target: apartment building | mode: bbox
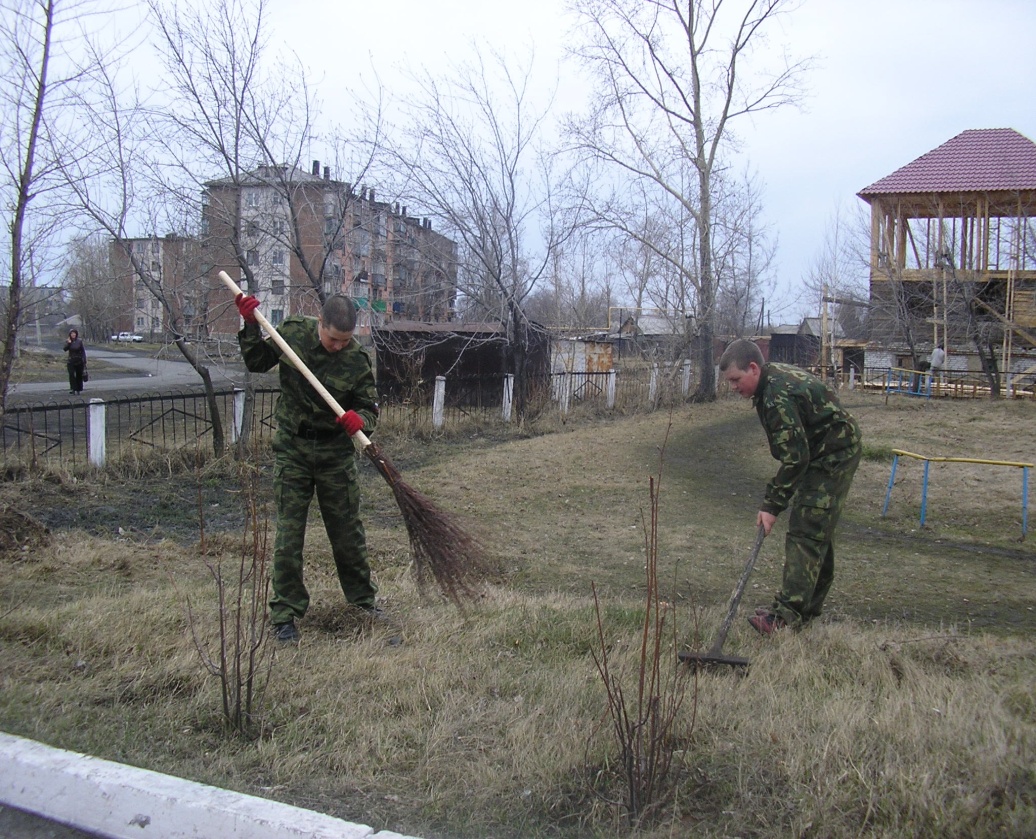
[109,234,203,341]
[202,161,458,337]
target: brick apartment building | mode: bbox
[107,162,458,342]
[202,161,458,338]
[109,234,203,341]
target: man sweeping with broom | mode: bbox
[235,291,384,644]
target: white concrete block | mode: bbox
[0,731,421,839]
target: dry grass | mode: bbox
[0,391,1034,838]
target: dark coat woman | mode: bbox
[63,329,87,394]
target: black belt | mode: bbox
[296,425,343,442]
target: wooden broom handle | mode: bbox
[218,270,372,450]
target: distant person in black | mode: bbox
[63,329,86,394]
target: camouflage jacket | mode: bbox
[238,317,379,439]
[752,363,861,515]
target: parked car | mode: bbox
[110,331,144,343]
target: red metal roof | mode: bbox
[858,128,1036,196]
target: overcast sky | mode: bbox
[264,0,1036,322]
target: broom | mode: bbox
[219,271,489,607]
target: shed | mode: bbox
[371,320,551,403]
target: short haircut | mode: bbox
[719,339,764,372]
[321,294,357,332]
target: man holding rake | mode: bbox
[719,339,862,636]
[236,291,382,644]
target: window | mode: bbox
[245,190,259,207]
[247,250,258,266]
[151,261,160,272]
[272,278,285,295]
[274,220,287,236]
[272,249,284,266]
[271,309,284,326]
[325,218,337,235]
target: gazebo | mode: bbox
[857,128,1036,390]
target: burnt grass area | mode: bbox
[0,441,449,547]
[0,468,266,544]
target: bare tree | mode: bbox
[146,0,383,311]
[609,207,670,319]
[712,169,777,337]
[64,233,122,341]
[0,0,94,409]
[53,0,335,451]
[526,226,614,329]
[566,0,808,400]
[799,204,871,347]
[50,8,234,448]
[383,46,572,420]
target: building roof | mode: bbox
[375,320,504,335]
[857,128,1036,196]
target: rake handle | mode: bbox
[218,270,372,451]
[709,524,766,656]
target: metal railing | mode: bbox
[1,365,701,476]
[1,388,273,475]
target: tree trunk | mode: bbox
[237,374,256,456]
[693,170,716,402]
[173,337,226,453]
[510,305,530,421]
[0,0,53,412]
[975,340,1001,398]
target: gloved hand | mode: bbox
[336,410,364,436]
[235,293,260,324]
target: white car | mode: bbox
[111,331,144,343]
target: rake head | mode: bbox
[678,650,750,671]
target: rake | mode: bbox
[678,525,766,670]
[219,271,489,607]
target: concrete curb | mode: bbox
[0,732,419,839]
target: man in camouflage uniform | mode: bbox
[719,339,862,635]
[236,292,381,643]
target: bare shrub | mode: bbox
[589,425,692,826]
[185,453,272,738]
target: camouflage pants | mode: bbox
[773,445,862,626]
[268,433,377,625]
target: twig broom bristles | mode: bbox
[219,272,489,607]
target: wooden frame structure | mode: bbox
[857,129,1036,387]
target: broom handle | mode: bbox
[218,270,373,451]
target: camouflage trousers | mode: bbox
[773,445,862,626]
[268,433,377,625]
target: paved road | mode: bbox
[0,804,101,838]
[8,344,241,405]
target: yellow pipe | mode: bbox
[891,449,1033,469]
